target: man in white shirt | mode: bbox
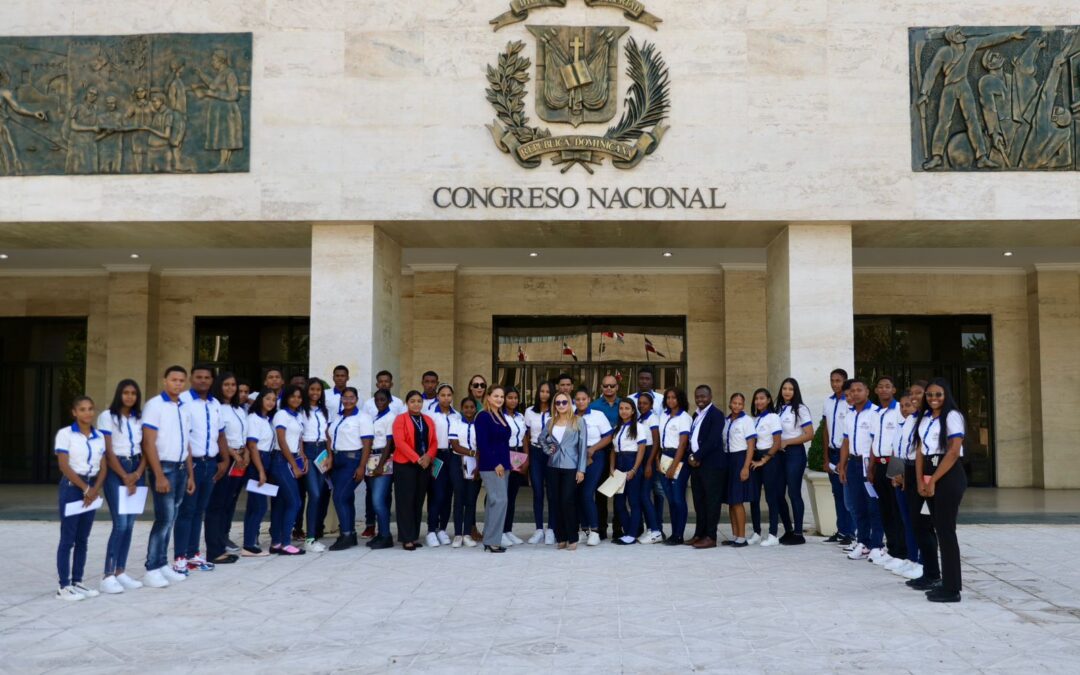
[838,379,881,561]
[821,368,854,544]
[141,365,195,588]
[868,376,907,565]
[324,365,350,422]
[361,370,406,418]
[628,367,667,534]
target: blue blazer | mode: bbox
[690,404,726,468]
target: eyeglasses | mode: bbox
[602,383,617,389]
[471,383,486,389]
[554,400,570,406]
[925,392,944,399]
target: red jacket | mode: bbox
[391,413,438,464]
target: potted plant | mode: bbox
[803,431,836,537]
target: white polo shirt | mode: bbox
[870,399,903,458]
[630,390,666,414]
[55,423,106,476]
[142,391,191,463]
[301,408,329,444]
[918,411,966,457]
[429,407,461,450]
[752,412,782,451]
[822,393,847,450]
[370,408,395,451]
[723,412,756,453]
[362,395,406,419]
[421,393,439,413]
[329,408,374,451]
[450,416,476,451]
[614,421,648,453]
[576,409,613,446]
[98,410,142,458]
[897,414,919,461]
[181,389,224,459]
[778,403,814,441]
[246,413,276,453]
[506,411,526,448]
[638,411,660,445]
[659,410,691,449]
[272,408,304,455]
[843,401,880,458]
[220,405,247,450]
[523,407,550,445]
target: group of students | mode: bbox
[52,363,967,604]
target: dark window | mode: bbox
[193,317,309,386]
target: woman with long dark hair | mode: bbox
[98,380,144,594]
[502,386,527,546]
[523,380,554,545]
[748,388,785,547]
[611,399,647,545]
[242,388,277,556]
[204,373,246,565]
[573,385,613,546]
[658,387,692,545]
[299,378,329,552]
[392,391,439,551]
[269,385,306,555]
[635,392,664,544]
[774,377,814,545]
[914,378,967,603]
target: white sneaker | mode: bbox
[451,535,463,548]
[902,563,924,580]
[868,548,887,564]
[885,557,907,572]
[171,557,188,575]
[437,530,452,546]
[747,533,762,545]
[71,582,100,598]
[544,529,555,545]
[161,565,186,582]
[304,538,327,553]
[507,532,524,545]
[142,568,170,588]
[116,573,143,590]
[760,534,780,547]
[578,530,587,543]
[425,532,440,548]
[463,535,478,548]
[842,541,859,553]
[56,586,85,601]
[586,531,601,546]
[527,529,545,544]
[638,530,663,544]
[847,544,870,560]
[99,576,124,594]
[501,533,515,547]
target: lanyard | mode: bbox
[174,401,186,460]
[830,396,841,446]
[876,401,896,454]
[616,421,633,450]
[230,407,246,442]
[852,403,872,455]
[922,415,940,455]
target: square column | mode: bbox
[104,266,158,395]
[410,266,457,387]
[766,224,854,418]
[1027,266,1080,488]
[309,223,402,389]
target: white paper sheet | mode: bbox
[64,496,103,517]
[246,479,279,497]
[598,470,627,497]
[864,481,878,499]
[117,486,148,515]
[658,455,683,479]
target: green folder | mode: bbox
[432,457,444,479]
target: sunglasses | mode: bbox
[602,383,617,388]
[554,400,570,406]
[471,383,486,389]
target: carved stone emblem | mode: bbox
[487,2,669,172]
[0,32,251,176]
[911,26,1080,171]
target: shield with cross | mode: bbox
[526,25,629,127]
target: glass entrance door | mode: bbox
[855,315,995,486]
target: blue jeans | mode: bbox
[302,443,327,537]
[269,454,302,546]
[660,452,690,539]
[528,446,554,529]
[759,452,793,536]
[894,484,919,563]
[205,468,245,560]
[652,469,667,530]
[844,458,882,548]
[829,448,854,538]
[103,457,143,575]
[638,454,660,533]
[243,452,271,548]
[57,476,96,587]
[613,453,642,538]
[174,457,218,559]
[367,473,393,538]
[781,444,807,535]
[428,449,453,532]
[330,451,361,536]
[578,449,608,530]
[447,453,480,535]
[146,461,186,570]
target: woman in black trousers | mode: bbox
[391,391,439,551]
[537,391,588,550]
[914,378,967,603]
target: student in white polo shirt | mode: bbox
[523,380,554,545]
[634,392,664,544]
[364,389,398,549]
[867,376,908,570]
[838,379,880,561]
[326,387,374,551]
[324,365,350,422]
[658,388,692,545]
[420,370,440,412]
[722,393,756,547]
[54,395,108,601]
[360,370,405,536]
[748,388,784,546]
[610,398,647,545]
[774,377,815,546]
[241,388,278,557]
[141,366,195,589]
[98,380,145,595]
[204,372,247,566]
[820,368,854,545]
[573,386,613,546]
[269,385,306,556]
[449,396,481,548]
[173,364,228,574]
[425,383,459,548]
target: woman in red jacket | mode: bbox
[392,390,439,551]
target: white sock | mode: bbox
[735,537,746,543]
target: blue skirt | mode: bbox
[726,451,753,505]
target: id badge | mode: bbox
[930,455,939,468]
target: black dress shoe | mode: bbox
[781,534,806,546]
[328,536,352,551]
[923,581,944,594]
[484,545,506,553]
[927,589,961,603]
[906,575,941,590]
[779,532,795,544]
[369,536,394,550]
[836,536,853,546]
[731,540,749,548]
[349,532,359,546]
[720,539,735,546]
[824,533,841,543]
[664,536,684,546]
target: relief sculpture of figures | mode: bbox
[911,26,1080,171]
[0,32,251,176]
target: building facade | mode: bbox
[0,1,1077,488]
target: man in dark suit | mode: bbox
[686,385,727,549]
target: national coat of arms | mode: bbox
[486,0,669,172]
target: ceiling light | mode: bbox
[528,252,539,257]
[0,254,7,260]
[662,251,673,258]
[1002,251,1013,257]
[130,253,140,259]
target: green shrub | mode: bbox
[807,428,825,473]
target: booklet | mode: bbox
[509,451,528,473]
[658,455,683,479]
[597,470,627,497]
[432,457,444,479]
[64,496,103,517]
[366,455,394,476]
[116,486,149,515]
[246,479,279,497]
[314,449,331,474]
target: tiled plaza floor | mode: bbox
[3,521,1080,673]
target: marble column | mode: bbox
[309,223,402,391]
[1026,266,1080,488]
[410,266,457,387]
[104,266,158,396]
[722,266,768,397]
[766,224,854,420]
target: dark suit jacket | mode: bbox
[690,404,726,468]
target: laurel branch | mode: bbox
[485,41,551,144]
[605,37,670,142]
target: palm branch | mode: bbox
[606,38,670,142]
